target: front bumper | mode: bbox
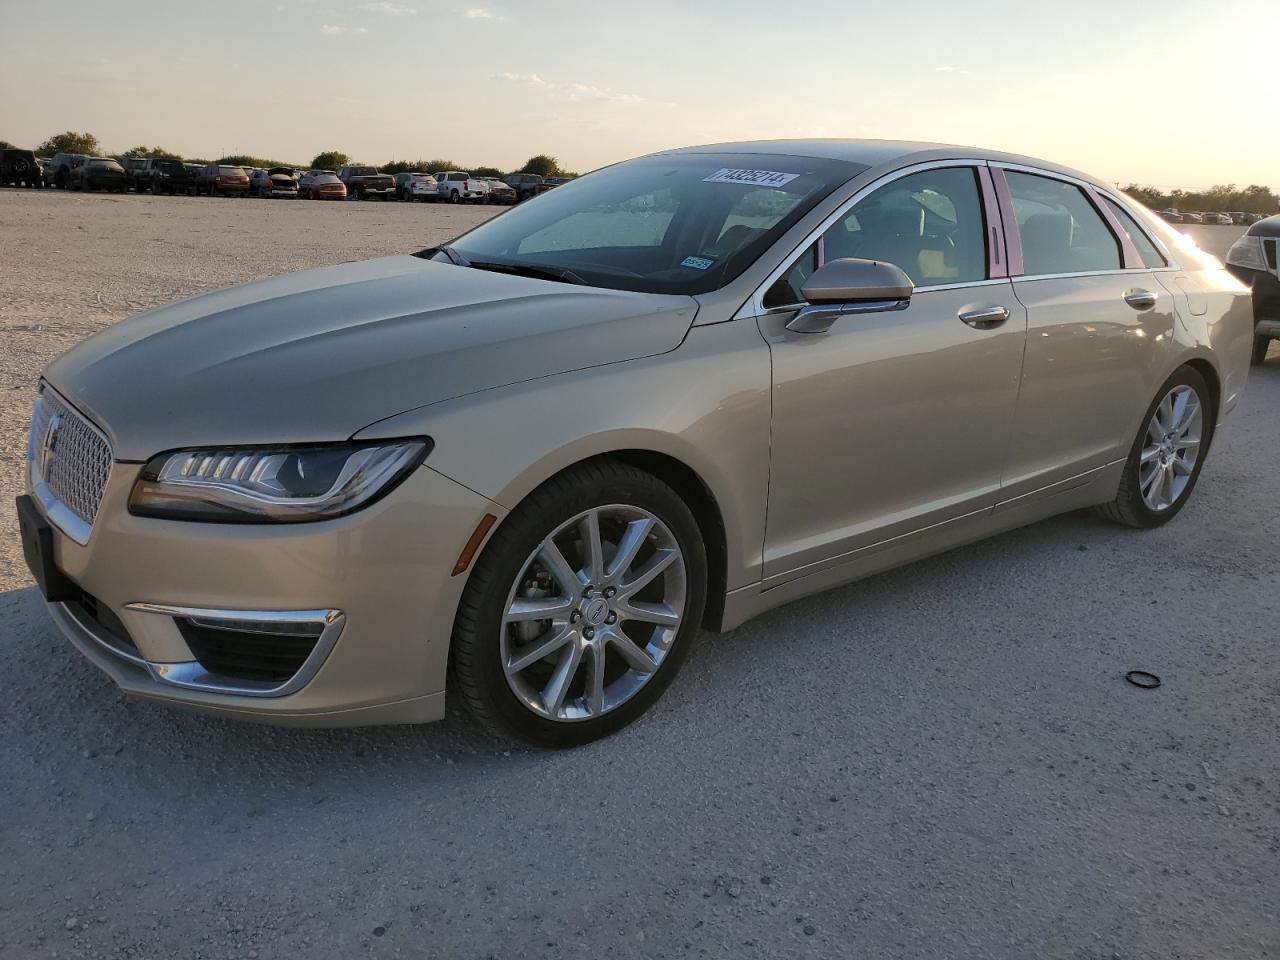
[32,461,502,726]
[1225,262,1280,336]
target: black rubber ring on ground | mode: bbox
[1125,670,1161,689]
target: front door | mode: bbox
[760,165,1027,585]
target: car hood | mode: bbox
[45,255,698,461]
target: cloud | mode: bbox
[565,82,645,103]
[464,7,504,19]
[320,23,368,34]
[492,73,645,103]
[934,65,970,74]
[358,1,415,13]
[493,71,549,87]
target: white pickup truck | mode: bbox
[434,171,487,203]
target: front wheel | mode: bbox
[1095,366,1212,528]
[451,460,707,747]
[1251,335,1270,366]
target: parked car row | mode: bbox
[1158,208,1268,225]
[3,149,565,205]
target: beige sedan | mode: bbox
[19,140,1253,745]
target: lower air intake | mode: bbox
[175,616,324,684]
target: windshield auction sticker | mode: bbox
[703,168,799,187]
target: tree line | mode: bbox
[4,131,576,180]
[1122,183,1278,216]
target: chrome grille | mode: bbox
[29,387,113,530]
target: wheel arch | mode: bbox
[475,447,731,632]
[1182,356,1221,425]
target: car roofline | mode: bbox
[647,138,1114,194]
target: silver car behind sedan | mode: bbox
[19,140,1253,745]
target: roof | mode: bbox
[662,138,1107,190]
[1248,215,1280,237]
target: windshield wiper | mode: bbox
[415,248,587,286]
[466,260,589,286]
[416,244,469,266]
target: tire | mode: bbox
[1094,365,1213,529]
[449,189,460,204]
[1251,335,1270,366]
[451,459,707,747]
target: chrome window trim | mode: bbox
[113,603,346,698]
[26,384,114,546]
[754,277,1012,316]
[1011,267,1166,283]
[735,158,993,320]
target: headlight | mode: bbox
[129,439,430,523]
[1225,235,1268,271]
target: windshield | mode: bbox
[217,166,245,176]
[349,166,377,176]
[90,160,123,170]
[438,152,861,294]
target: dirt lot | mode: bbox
[1,193,1277,959]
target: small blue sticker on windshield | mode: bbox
[681,255,715,270]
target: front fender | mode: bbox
[355,319,773,593]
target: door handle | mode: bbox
[958,305,1010,329]
[1124,289,1158,311]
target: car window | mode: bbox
[1005,171,1120,276]
[764,166,986,308]
[1103,197,1168,269]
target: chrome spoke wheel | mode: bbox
[1138,384,1202,512]
[500,504,687,722]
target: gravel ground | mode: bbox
[1,194,1276,959]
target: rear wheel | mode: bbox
[1095,366,1212,529]
[1251,335,1270,366]
[451,460,706,747]
[449,189,461,204]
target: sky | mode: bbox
[1,0,1277,190]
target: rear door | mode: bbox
[993,166,1176,501]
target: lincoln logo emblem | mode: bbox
[41,413,62,475]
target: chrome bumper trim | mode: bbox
[59,601,345,698]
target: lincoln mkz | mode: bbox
[19,140,1253,745]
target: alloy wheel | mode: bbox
[500,505,687,722]
[1140,384,1202,511]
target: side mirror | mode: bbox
[787,258,913,334]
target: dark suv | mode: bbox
[43,153,89,188]
[137,158,196,195]
[1225,215,1280,365]
[338,164,395,200]
[505,173,545,201]
[1,149,44,187]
